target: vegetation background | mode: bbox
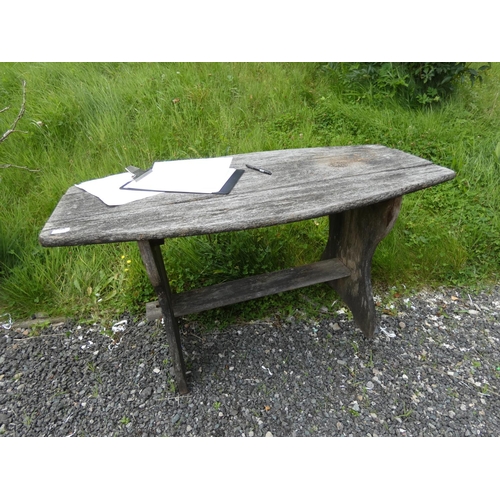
[1,62,499,326]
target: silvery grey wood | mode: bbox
[38,145,456,394]
[39,145,456,247]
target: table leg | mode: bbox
[322,196,402,338]
[137,239,189,394]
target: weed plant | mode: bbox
[0,62,499,323]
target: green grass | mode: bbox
[1,62,499,323]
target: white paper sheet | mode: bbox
[76,172,162,206]
[124,157,235,193]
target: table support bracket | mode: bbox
[137,239,189,395]
[322,196,402,338]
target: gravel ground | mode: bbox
[1,286,499,437]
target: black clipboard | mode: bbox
[120,166,244,195]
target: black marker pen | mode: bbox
[245,164,272,175]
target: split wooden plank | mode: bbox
[39,145,456,247]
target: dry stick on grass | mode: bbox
[0,80,39,172]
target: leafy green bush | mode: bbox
[327,62,491,106]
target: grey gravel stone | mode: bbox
[140,387,153,401]
[0,285,499,436]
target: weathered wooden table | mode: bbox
[39,145,456,394]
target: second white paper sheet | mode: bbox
[76,172,162,206]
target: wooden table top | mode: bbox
[39,145,456,247]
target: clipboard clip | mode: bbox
[125,165,152,182]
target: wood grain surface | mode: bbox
[39,145,456,247]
